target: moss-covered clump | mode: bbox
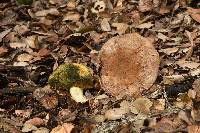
[48,63,94,89]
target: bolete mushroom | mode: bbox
[48,63,94,89]
[99,33,160,98]
[48,63,94,103]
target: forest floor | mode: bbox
[1,0,200,133]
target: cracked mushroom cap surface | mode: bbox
[99,33,160,98]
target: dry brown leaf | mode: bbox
[50,123,74,133]
[17,53,33,62]
[157,33,168,42]
[130,98,152,115]
[187,125,200,133]
[38,48,49,57]
[100,33,160,98]
[13,62,29,66]
[105,108,127,120]
[159,47,179,55]
[24,36,38,49]
[14,25,29,35]
[111,23,128,34]
[136,22,154,29]
[0,28,12,42]
[159,5,171,15]
[154,99,165,111]
[94,115,106,122]
[9,42,27,49]
[67,1,77,9]
[138,0,153,12]
[22,124,38,133]
[176,61,200,69]
[162,74,186,85]
[40,95,58,109]
[152,118,176,133]
[101,18,111,32]
[15,109,32,118]
[178,110,192,125]
[63,12,80,22]
[187,7,200,23]
[57,109,76,122]
[0,46,8,56]
[25,117,44,126]
[35,8,60,17]
[192,79,200,101]
[191,109,200,121]
[33,127,49,133]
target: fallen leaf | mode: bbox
[40,95,58,109]
[176,61,200,69]
[32,127,49,133]
[0,46,8,56]
[101,18,111,32]
[187,7,200,23]
[24,35,38,49]
[25,117,44,126]
[130,98,152,115]
[138,0,153,12]
[192,79,200,101]
[0,28,12,42]
[37,48,49,57]
[178,110,192,125]
[15,109,32,118]
[50,123,74,133]
[157,33,168,42]
[63,12,80,22]
[13,62,29,66]
[94,115,106,122]
[154,99,165,111]
[57,109,76,122]
[112,23,128,34]
[187,125,200,133]
[152,118,176,133]
[17,53,33,62]
[159,47,179,55]
[14,25,29,35]
[105,108,127,120]
[136,22,154,29]
[22,124,38,133]
[35,8,60,17]
[9,42,27,49]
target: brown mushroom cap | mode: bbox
[99,33,160,98]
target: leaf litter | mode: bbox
[0,0,200,132]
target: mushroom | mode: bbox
[48,63,94,89]
[99,33,160,98]
[48,63,94,103]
